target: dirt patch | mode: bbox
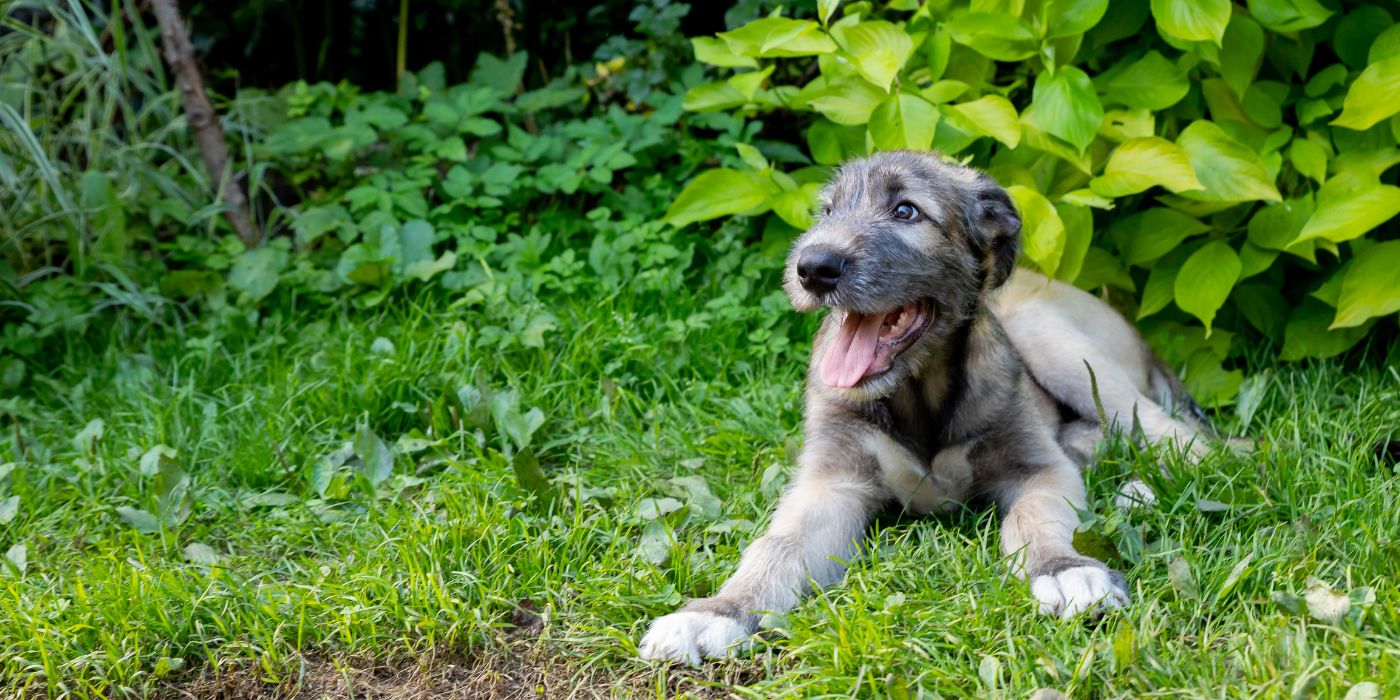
[155,645,754,699]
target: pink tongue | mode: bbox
[819,311,887,388]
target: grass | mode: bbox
[2,272,1398,699]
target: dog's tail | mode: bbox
[1147,357,1217,437]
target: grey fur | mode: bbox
[638,151,1216,664]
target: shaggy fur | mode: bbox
[639,151,1212,665]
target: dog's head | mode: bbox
[784,151,1022,400]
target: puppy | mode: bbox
[639,151,1211,665]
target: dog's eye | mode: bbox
[894,202,919,220]
[823,205,832,216]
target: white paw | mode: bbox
[1031,566,1130,619]
[1113,478,1157,509]
[638,611,750,665]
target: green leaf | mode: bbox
[819,0,840,25]
[1151,0,1230,45]
[1219,14,1264,99]
[870,93,938,151]
[1175,120,1282,203]
[1246,0,1332,33]
[1074,247,1136,292]
[1138,255,1182,320]
[719,17,838,58]
[683,82,749,112]
[1008,185,1066,277]
[1296,173,1400,244]
[183,542,221,565]
[835,20,914,91]
[1174,241,1241,333]
[807,77,887,125]
[0,496,18,525]
[691,36,759,68]
[947,95,1021,148]
[807,119,866,165]
[470,52,527,95]
[1023,66,1103,154]
[945,13,1039,61]
[665,169,775,227]
[1090,137,1203,197]
[665,475,723,521]
[3,543,26,577]
[1369,24,1400,64]
[1055,202,1094,283]
[116,506,161,533]
[354,424,394,486]
[728,66,775,100]
[1289,139,1328,184]
[1333,7,1394,70]
[511,448,557,506]
[1333,241,1400,328]
[771,183,823,229]
[1100,51,1189,110]
[1282,299,1371,360]
[1234,283,1289,342]
[1247,197,1314,250]
[228,246,289,303]
[1332,57,1400,131]
[139,444,178,477]
[1114,208,1210,266]
[1046,0,1110,39]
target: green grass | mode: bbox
[2,279,1398,698]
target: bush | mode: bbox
[668,0,1400,405]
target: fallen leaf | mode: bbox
[1305,579,1350,623]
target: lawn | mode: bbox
[2,273,1397,699]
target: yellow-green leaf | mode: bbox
[1246,0,1332,33]
[1174,240,1241,333]
[771,182,824,230]
[665,169,775,227]
[1332,56,1400,131]
[1024,66,1103,155]
[1334,241,1400,328]
[1008,185,1066,278]
[947,95,1021,148]
[1295,172,1400,244]
[945,13,1039,61]
[718,17,838,58]
[1113,208,1210,266]
[1100,51,1189,110]
[1090,136,1203,197]
[1151,0,1230,45]
[808,77,886,125]
[869,93,938,151]
[1045,0,1110,39]
[834,20,914,91]
[1175,120,1282,203]
[691,37,759,68]
[1289,138,1328,184]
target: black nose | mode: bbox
[796,249,846,293]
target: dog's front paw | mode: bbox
[638,611,750,665]
[1030,565,1130,619]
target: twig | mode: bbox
[149,0,260,248]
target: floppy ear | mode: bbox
[964,177,1022,289]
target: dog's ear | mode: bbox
[964,177,1021,289]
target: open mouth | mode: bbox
[819,300,933,389]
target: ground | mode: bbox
[2,284,1398,699]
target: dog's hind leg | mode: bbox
[1013,327,1207,459]
[638,455,885,665]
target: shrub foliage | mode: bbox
[670,0,1400,404]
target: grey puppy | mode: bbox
[639,151,1212,665]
